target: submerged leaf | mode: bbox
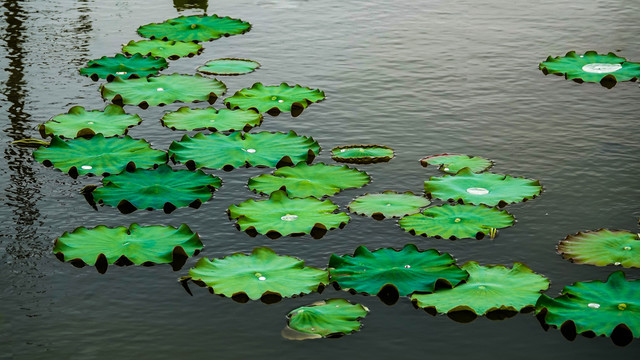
[224,82,325,116]
[198,58,260,75]
[39,105,142,138]
[137,14,251,42]
[331,145,394,164]
[123,39,203,59]
[79,53,168,81]
[285,298,369,339]
[347,191,430,219]
[420,153,493,174]
[161,107,262,132]
[558,229,640,268]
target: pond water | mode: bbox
[1,0,639,358]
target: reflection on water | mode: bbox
[173,0,208,12]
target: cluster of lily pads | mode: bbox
[26,12,640,344]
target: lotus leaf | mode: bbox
[39,105,142,139]
[558,229,640,268]
[347,191,430,219]
[539,51,640,88]
[33,134,166,178]
[328,244,468,297]
[424,168,542,207]
[224,82,325,116]
[228,190,349,239]
[168,131,319,170]
[248,163,370,198]
[91,164,221,213]
[100,74,226,108]
[137,14,251,42]
[399,204,514,240]
[536,271,640,342]
[331,145,394,164]
[123,39,203,59]
[412,262,549,315]
[420,153,493,174]
[284,298,369,339]
[161,107,262,132]
[198,58,260,75]
[79,53,168,81]
[188,247,328,300]
[53,224,201,272]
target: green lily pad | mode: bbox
[536,271,640,344]
[161,107,262,132]
[168,131,319,170]
[558,229,640,268]
[424,168,542,207]
[91,164,221,214]
[100,73,226,108]
[420,153,493,174]
[539,51,640,88]
[39,105,142,139]
[123,39,203,60]
[399,204,514,240]
[198,58,260,75]
[347,191,430,219]
[79,53,168,81]
[33,134,166,178]
[188,247,328,301]
[412,262,549,316]
[228,190,349,239]
[53,223,202,273]
[328,244,468,297]
[224,82,325,116]
[284,298,369,339]
[331,145,394,164]
[248,162,370,198]
[137,14,251,42]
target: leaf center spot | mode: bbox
[87,121,94,125]
[581,63,622,73]
[404,265,411,269]
[116,71,127,75]
[454,218,461,223]
[466,187,489,195]
[281,214,298,221]
[271,96,277,101]
[618,303,627,311]
[478,285,487,290]
[623,246,632,250]
[587,303,600,309]
[245,148,256,153]
[614,261,621,265]
[81,165,93,170]
[156,88,165,91]
[190,24,197,29]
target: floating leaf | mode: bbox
[412,262,549,315]
[558,229,640,268]
[399,204,514,240]
[198,58,260,75]
[137,14,251,42]
[228,190,349,239]
[539,51,640,88]
[169,130,319,170]
[33,134,166,178]
[331,145,394,164]
[90,164,221,214]
[347,191,430,219]
[248,163,370,198]
[224,82,325,116]
[39,105,142,138]
[284,298,369,339]
[161,107,262,132]
[424,168,542,207]
[188,247,328,301]
[79,53,168,81]
[100,73,226,108]
[122,39,203,59]
[420,153,492,174]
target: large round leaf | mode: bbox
[248,162,370,198]
[168,130,319,170]
[33,134,166,178]
[399,204,515,240]
[558,229,640,268]
[79,53,168,81]
[91,164,221,214]
[331,145,394,164]
[539,51,640,88]
[161,107,262,132]
[224,82,325,116]
[228,190,349,239]
[100,74,226,108]
[347,191,430,219]
[39,105,142,138]
[284,298,369,339]
[188,247,328,301]
[328,244,468,297]
[137,14,251,42]
[412,262,549,315]
[420,153,492,174]
[123,39,203,59]
[198,58,260,75]
[424,168,542,206]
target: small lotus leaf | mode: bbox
[100,73,226,108]
[248,162,370,198]
[224,82,325,116]
[539,51,640,88]
[399,204,514,240]
[331,145,394,164]
[420,153,493,174]
[39,105,142,138]
[558,229,640,268]
[284,298,369,339]
[328,244,468,297]
[33,134,166,178]
[424,168,542,207]
[228,190,349,239]
[161,107,262,132]
[123,39,203,59]
[347,191,430,219]
[137,14,251,42]
[412,262,549,315]
[198,58,260,75]
[188,247,328,300]
[91,164,221,213]
[168,130,319,170]
[79,53,168,81]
